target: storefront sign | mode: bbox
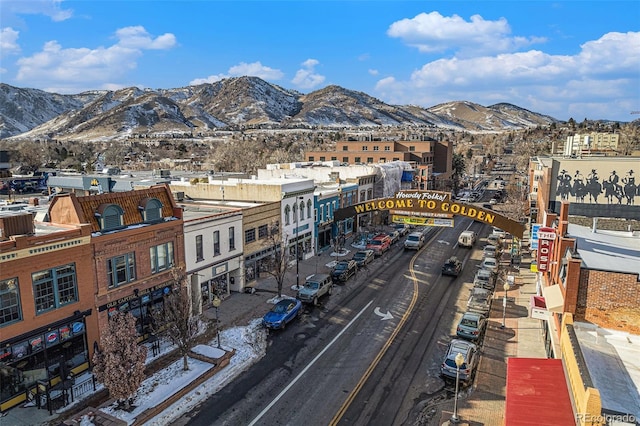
[30,337,43,352]
[100,283,171,311]
[536,227,556,272]
[46,331,58,346]
[59,326,71,341]
[72,321,85,334]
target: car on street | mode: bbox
[486,234,503,247]
[366,234,392,256]
[262,298,302,330]
[297,273,333,305]
[386,230,401,244]
[456,311,487,341]
[392,223,410,236]
[352,250,374,268]
[331,259,358,282]
[442,256,463,277]
[440,339,480,383]
[480,257,499,273]
[483,244,500,259]
[404,231,425,250]
[492,226,508,239]
[473,268,496,290]
[467,287,492,314]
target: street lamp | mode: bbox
[501,281,511,329]
[211,296,222,349]
[451,352,465,423]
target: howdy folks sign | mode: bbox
[334,190,526,239]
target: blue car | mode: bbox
[262,298,302,330]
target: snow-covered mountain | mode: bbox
[0,77,558,140]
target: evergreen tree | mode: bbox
[92,311,147,411]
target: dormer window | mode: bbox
[139,197,163,223]
[95,204,124,231]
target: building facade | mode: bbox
[0,214,94,412]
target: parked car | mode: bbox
[404,231,425,250]
[492,226,508,239]
[262,298,302,330]
[386,230,401,244]
[456,312,487,341]
[486,234,503,247]
[440,339,480,383]
[467,287,492,314]
[473,268,496,290]
[297,273,333,305]
[392,223,410,236]
[366,234,392,256]
[442,256,463,277]
[331,259,358,282]
[483,244,500,259]
[480,257,499,273]
[352,250,375,268]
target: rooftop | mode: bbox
[573,321,640,419]
[567,224,640,276]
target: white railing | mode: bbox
[72,375,95,400]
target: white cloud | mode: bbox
[14,26,177,93]
[387,11,545,57]
[291,58,325,90]
[1,27,20,57]
[2,0,73,22]
[190,61,284,85]
[115,26,177,50]
[368,69,379,76]
[375,31,640,120]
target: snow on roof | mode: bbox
[567,224,640,276]
[573,321,640,419]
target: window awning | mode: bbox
[541,284,564,313]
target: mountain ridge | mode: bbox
[0,77,559,140]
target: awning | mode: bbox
[541,284,565,313]
[505,358,575,425]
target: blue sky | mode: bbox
[1,1,639,122]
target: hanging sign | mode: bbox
[536,227,556,272]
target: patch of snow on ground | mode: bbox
[94,320,267,425]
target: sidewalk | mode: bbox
[432,248,548,425]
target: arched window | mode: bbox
[284,204,291,225]
[306,200,312,219]
[138,197,163,223]
[95,204,124,231]
[299,201,304,221]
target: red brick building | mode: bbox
[48,184,186,344]
[1,213,94,412]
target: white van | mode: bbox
[458,230,477,248]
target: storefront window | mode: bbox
[0,318,89,407]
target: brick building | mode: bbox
[1,213,94,412]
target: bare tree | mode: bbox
[261,222,290,298]
[151,269,200,371]
[92,311,147,411]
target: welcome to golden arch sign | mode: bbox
[334,190,525,239]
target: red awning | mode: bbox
[505,358,575,426]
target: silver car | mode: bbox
[440,339,479,383]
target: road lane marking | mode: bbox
[248,300,374,426]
